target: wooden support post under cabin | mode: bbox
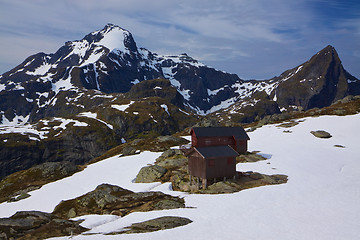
[202,178,207,189]
[233,175,236,180]
[214,178,216,183]
[223,177,226,182]
[189,175,192,185]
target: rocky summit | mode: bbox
[0,24,359,179]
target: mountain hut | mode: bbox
[185,127,250,188]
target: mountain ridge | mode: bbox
[0,24,359,179]
[1,24,359,120]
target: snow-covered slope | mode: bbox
[1,114,359,239]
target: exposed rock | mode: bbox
[331,109,347,115]
[8,192,31,202]
[32,161,79,178]
[153,199,185,210]
[135,165,168,183]
[0,211,88,239]
[121,145,137,156]
[310,130,332,138]
[157,158,188,169]
[155,149,188,171]
[0,161,80,203]
[273,45,360,111]
[157,148,183,159]
[237,153,267,163]
[91,136,189,164]
[112,216,192,234]
[333,95,360,105]
[156,135,186,144]
[193,118,219,127]
[171,171,288,194]
[126,78,185,109]
[52,183,185,219]
[0,125,116,180]
[276,121,299,128]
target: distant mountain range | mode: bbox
[0,23,359,178]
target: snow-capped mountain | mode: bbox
[0,24,242,118]
[1,24,359,121]
[0,23,360,179]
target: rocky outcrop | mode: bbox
[236,152,268,163]
[0,123,116,179]
[113,216,192,234]
[0,211,88,240]
[310,130,332,138]
[126,78,185,109]
[52,184,185,219]
[171,171,288,194]
[0,161,80,203]
[135,165,168,183]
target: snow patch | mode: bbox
[52,67,76,93]
[111,101,134,111]
[78,112,113,129]
[0,83,6,91]
[97,27,129,53]
[131,79,140,85]
[161,104,170,115]
[26,63,52,76]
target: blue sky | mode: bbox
[0,0,359,79]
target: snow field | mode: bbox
[0,114,359,239]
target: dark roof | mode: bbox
[191,127,250,140]
[195,145,239,158]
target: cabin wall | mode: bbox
[188,152,206,179]
[235,139,248,153]
[205,157,236,179]
[191,131,197,147]
[195,136,234,148]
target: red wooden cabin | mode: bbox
[190,127,250,154]
[186,127,250,188]
[186,145,239,187]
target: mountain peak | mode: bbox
[316,45,338,57]
[82,24,136,52]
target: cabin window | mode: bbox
[208,159,215,167]
[227,158,233,165]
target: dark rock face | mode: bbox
[170,63,242,112]
[273,45,360,110]
[126,78,185,108]
[52,183,185,219]
[0,211,88,239]
[0,124,117,179]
